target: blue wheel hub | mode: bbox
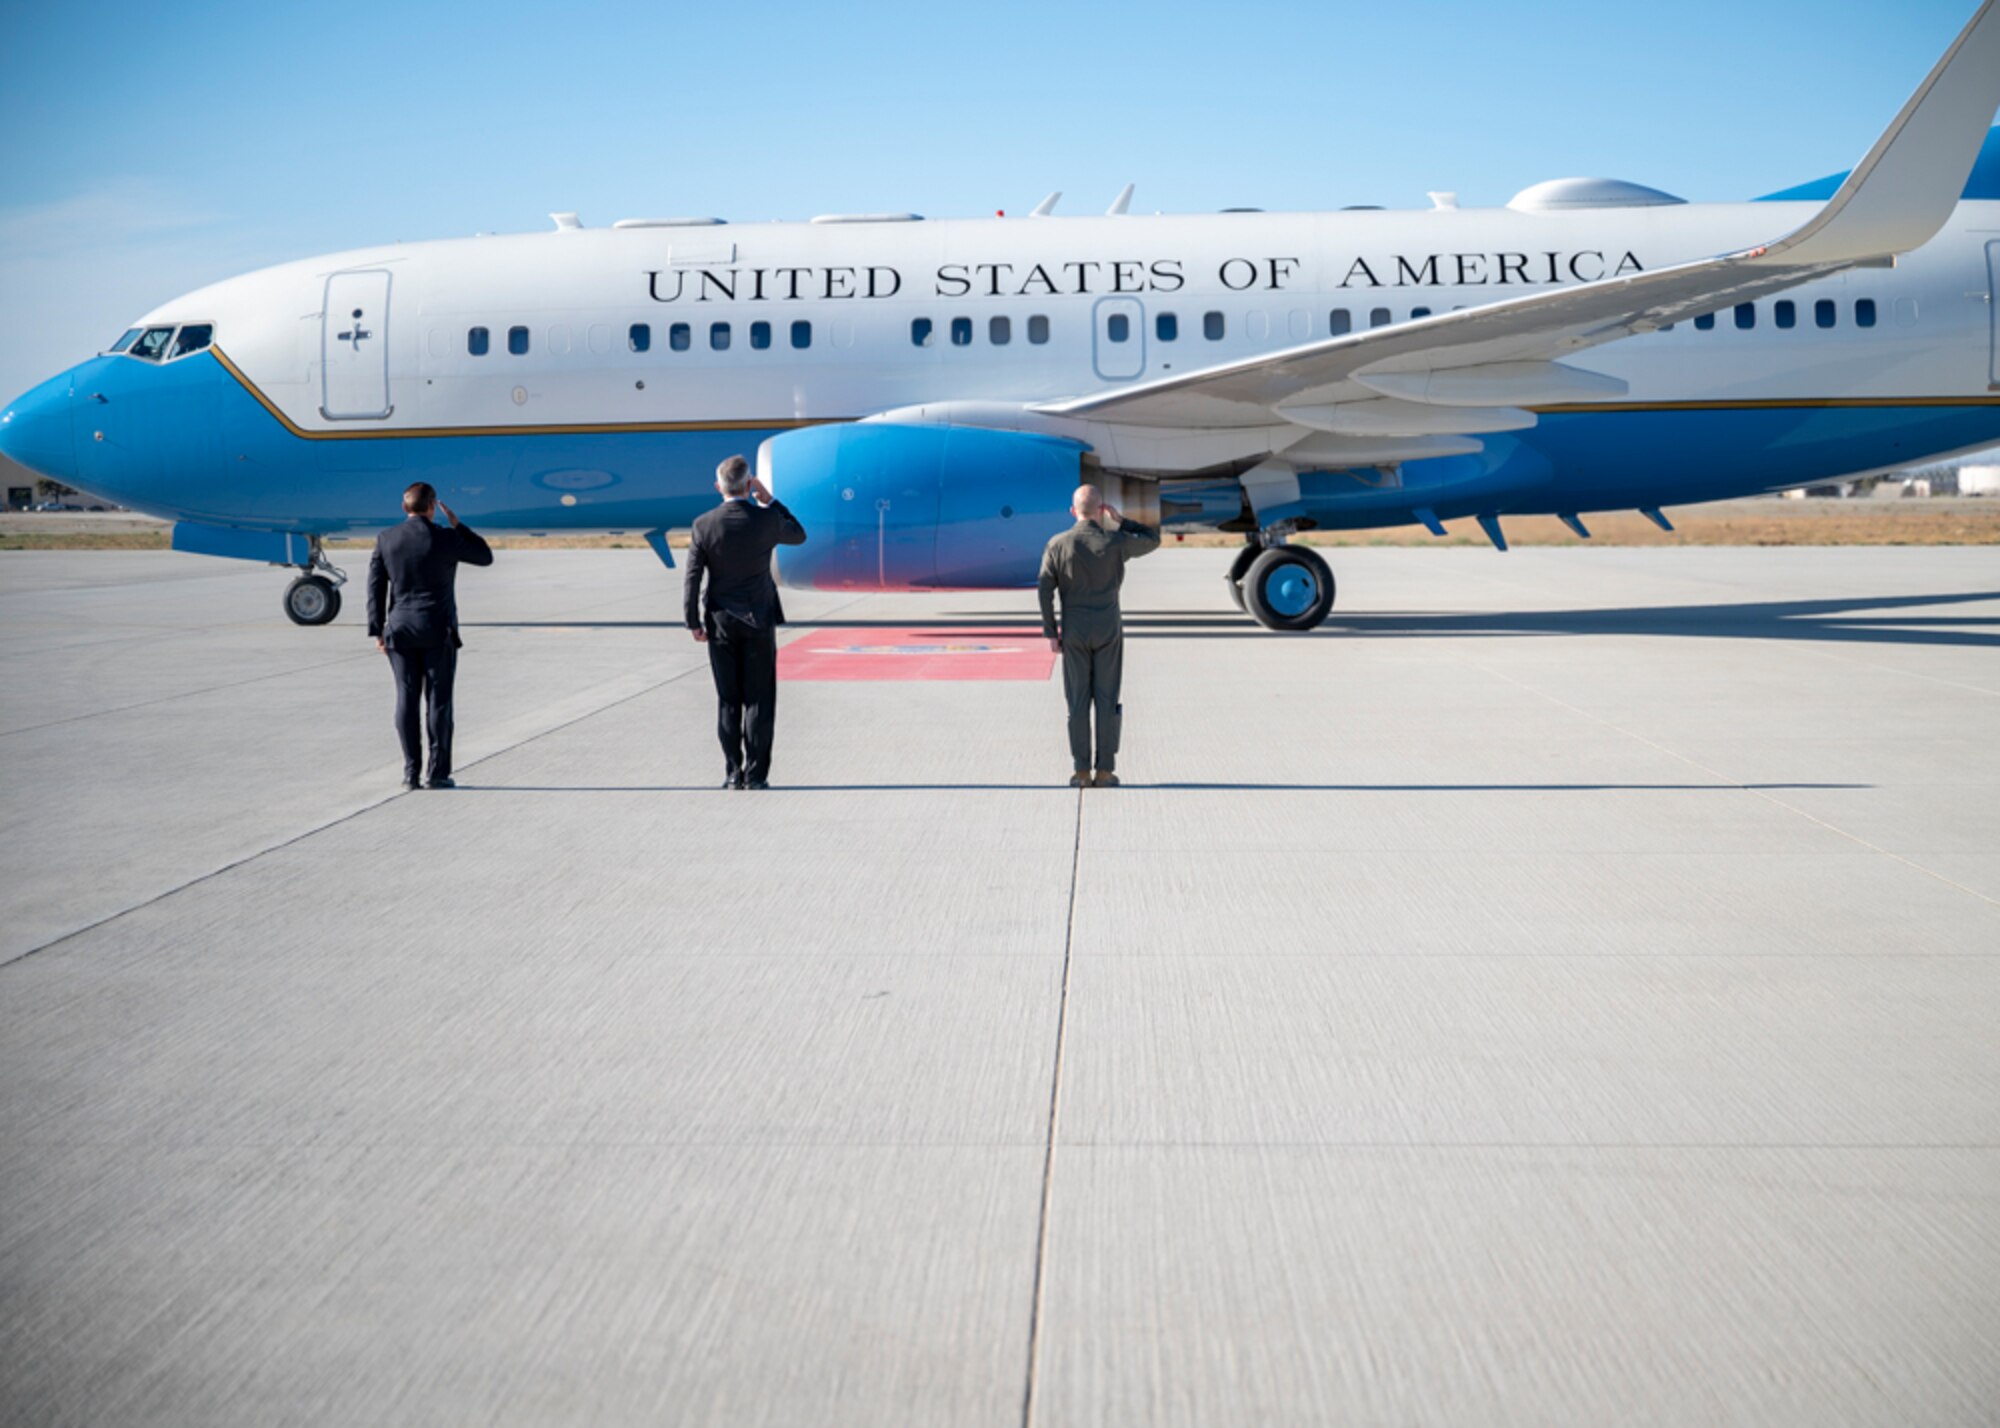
[1265,563,1318,617]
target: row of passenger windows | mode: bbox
[1681,298,1876,332]
[464,295,1891,360]
[467,320,815,357]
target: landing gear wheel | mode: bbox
[284,575,341,626]
[1224,543,1259,612]
[1244,546,1335,632]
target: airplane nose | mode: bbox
[0,372,78,485]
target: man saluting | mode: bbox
[1038,483,1160,788]
[684,455,808,789]
[367,481,494,791]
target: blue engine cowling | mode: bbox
[759,422,1087,590]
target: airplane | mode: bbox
[4,3,1999,633]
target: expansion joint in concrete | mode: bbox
[1020,786,1084,1428]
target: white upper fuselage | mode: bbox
[137,199,1999,470]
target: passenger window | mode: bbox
[670,322,691,351]
[109,329,140,353]
[1107,314,1130,343]
[750,321,771,350]
[468,326,489,356]
[1410,306,1431,320]
[508,326,530,355]
[1814,299,1836,329]
[1694,312,1716,331]
[711,323,731,350]
[950,317,972,346]
[170,324,213,358]
[1734,303,1755,330]
[1369,308,1390,328]
[990,316,1011,345]
[1855,298,1876,328]
[1028,315,1050,344]
[912,317,934,347]
[628,322,650,353]
[1156,313,1177,341]
[1328,309,1351,336]
[791,320,812,350]
[131,326,177,361]
[1203,311,1225,340]
[1774,301,1795,330]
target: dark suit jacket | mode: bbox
[367,514,495,650]
[683,497,808,634]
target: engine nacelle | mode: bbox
[758,423,1089,590]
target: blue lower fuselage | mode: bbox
[27,348,2000,538]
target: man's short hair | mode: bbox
[716,455,751,497]
[403,481,437,514]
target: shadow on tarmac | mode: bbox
[468,590,2000,649]
[449,782,1869,794]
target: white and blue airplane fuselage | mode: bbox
[6,2,2000,630]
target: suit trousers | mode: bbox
[386,642,457,781]
[708,624,778,782]
[1061,630,1123,773]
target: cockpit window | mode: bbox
[171,324,214,358]
[129,327,176,362]
[108,329,140,354]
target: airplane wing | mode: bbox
[1036,0,2000,433]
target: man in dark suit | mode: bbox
[683,454,808,789]
[367,481,494,791]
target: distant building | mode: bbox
[1957,465,2000,496]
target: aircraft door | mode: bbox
[321,270,392,420]
[1092,297,1146,381]
[1988,241,2000,388]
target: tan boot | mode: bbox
[1069,772,1091,788]
[1092,771,1120,788]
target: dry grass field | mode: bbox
[4,497,1999,551]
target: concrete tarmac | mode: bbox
[2,546,1997,1426]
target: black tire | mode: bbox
[1243,547,1335,632]
[284,575,341,626]
[1224,543,1258,612]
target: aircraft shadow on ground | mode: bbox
[452,782,1869,794]
[466,590,2000,649]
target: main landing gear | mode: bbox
[283,538,347,626]
[1225,536,1335,632]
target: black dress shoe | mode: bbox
[723,775,744,790]
[744,779,770,790]
[402,779,422,792]
[426,776,455,790]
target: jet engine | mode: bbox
[759,422,1148,591]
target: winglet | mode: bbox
[1755,0,2000,265]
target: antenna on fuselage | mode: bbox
[1106,184,1134,216]
[1030,191,1061,217]
[550,212,583,231]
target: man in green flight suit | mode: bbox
[1038,483,1161,788]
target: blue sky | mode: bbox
[0,0,1976,400]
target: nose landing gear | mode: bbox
[283,538,348,626]
[1225,536,1335,632]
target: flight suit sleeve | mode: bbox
[366,541,388,639]
[454,523,495,567]
[682,529,707,630]
[1037,541,1061,641]
[1118,518,1162,560]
